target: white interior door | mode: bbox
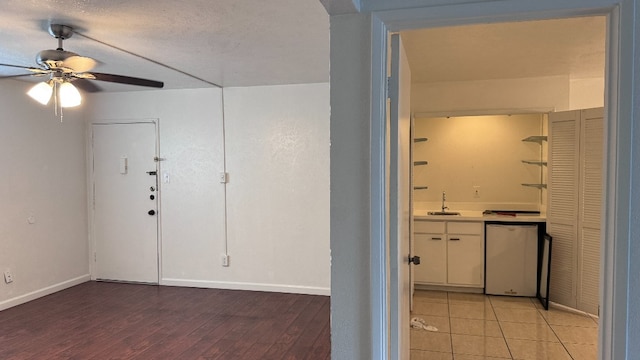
[92,122,159,283]
[409,115,416,309]
[389,33,412,360]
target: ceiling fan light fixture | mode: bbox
[59,82,82,108]
[27,81,53,105]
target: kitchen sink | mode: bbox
[427,211,461,216]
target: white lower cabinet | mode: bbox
[414,233,446,284]
[414,220,484,288]
[447,234,483,286]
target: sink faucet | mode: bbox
[441,191,449,212]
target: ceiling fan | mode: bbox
[0,23,164,108]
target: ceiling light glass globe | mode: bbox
[59,82,82,108]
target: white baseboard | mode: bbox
[160,278,330,296]
[549,300,599,320]
[0,274,91,311]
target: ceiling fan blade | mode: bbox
[0,63,49,74]
[0,73,39,79]
[62,56,98,73]
[87,72,164,88]
[73,79,103,93]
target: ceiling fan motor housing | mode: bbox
[35,24,77,70]
[36,49,79,69]
[49,24,74,40]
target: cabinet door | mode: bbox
[447,235,484,286]
[414,233,446,284]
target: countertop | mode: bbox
[414,210,546,223]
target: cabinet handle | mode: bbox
[449,237,460,241]
[431,237,442,240]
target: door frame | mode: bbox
[87,118,162,283]
[370,2,629,359]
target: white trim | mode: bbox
[602,4,632,360]
[90,118,158,125]
[160,278,330,296]
[370,13,390,360]
[376,0,617,31]
[370,2,627,359]
[548,300,600,318]
[0,275,90,311]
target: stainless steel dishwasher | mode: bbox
[485,223,538,296]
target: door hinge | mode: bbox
[93,252,96,262]
[386,77,391,99]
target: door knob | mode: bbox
[150,186,155,192]
[409,255,421,265]
[148,210,156,216]
[150,194,155,200]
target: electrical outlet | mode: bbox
[221,254,230,267]
[4,270,13,284]
[219,172,228,184]
[473,186,481,198]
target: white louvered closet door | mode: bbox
[548,111,580,309]
[548,108,603,315]
[578,108,604,315]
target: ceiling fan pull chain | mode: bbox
[53,82,63,122]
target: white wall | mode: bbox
[0,80,89,310]
[223,84,330,294]
[413,114,544,210]
[569,77,605,110]
[411,76,570,114]
[329,12,374,360]
[411,75,605,115]
[84,88,227,286]
[85,84,330,295]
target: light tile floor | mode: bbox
[410,290,599,360]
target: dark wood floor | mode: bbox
[0,281,330,359]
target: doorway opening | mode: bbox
[389,14,608,360]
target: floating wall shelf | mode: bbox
[522,160,548,166]
[522,135,548,144]
[522,183,547,189]
[522,135,547,190]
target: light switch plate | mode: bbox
[4,270,13,284]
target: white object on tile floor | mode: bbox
[411,317,438,332]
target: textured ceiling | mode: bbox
[0,3,605,93]
[402,16,606,84]
[0,0,330,90]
